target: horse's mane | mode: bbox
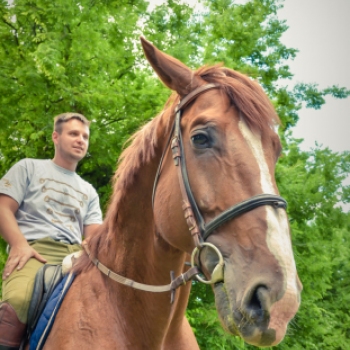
[74,64,279,273]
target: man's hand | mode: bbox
[2,243,47,280]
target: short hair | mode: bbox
[53,112,91,134]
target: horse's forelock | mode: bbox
[195,65,280,133]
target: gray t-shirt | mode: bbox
[0,159,102,244]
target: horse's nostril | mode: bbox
[250,288,263,311]
[245,285,270,321]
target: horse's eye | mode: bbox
[191,133,209,148]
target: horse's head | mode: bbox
[141,37,302,347]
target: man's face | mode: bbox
[53,118,90,163]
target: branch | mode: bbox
[1,17,19,46]
[115,64,134,80]
[1,17,17,32]
[101,118,125,126]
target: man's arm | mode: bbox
[83,224,101,241]
[0,194,47,280]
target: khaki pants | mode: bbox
[1,237,81,323]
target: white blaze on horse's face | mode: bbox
[238,118,300,344]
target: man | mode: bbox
[0,113,102,349]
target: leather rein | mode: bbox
[84,83,287,302]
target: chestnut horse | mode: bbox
[43,38,302,349]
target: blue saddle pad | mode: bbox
[29,272,75,350]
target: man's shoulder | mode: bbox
[3,158,49,174]
[16,158,49,168]
[0,159,49,202]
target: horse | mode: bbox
[42,37,302,349]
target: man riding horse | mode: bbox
[0,113,102,349]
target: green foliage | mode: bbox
[275,138,350,349]
[294,83,350,109]
[0,0,165,206]
[0,0,349,348]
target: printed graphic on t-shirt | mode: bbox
[1,178,11,188]
[39,178,88,232]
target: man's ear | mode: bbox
[52,131,59,145]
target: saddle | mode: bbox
[27,264,63,336]
[26,252,81,349]
[28,272,75,350]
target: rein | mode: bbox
[83,242,199,303]
[85,83,287,300]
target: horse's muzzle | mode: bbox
[212,272,300,347]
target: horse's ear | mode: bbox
[140,37,201,97]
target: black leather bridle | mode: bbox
[153,83,287,241]
[152,83,287,284]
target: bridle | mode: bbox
[85,83,287,301]
[152,83,287,284]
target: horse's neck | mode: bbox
[97,153,187,291]
[100,115,187,280]
[108,192,188,294]
[91,161,191,347]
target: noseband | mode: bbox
[153,83,287,283]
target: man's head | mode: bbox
[52,112,91,170]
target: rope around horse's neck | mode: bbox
[82,243,199,302]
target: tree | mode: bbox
[0,0,168,206]
[0,0,349,348]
